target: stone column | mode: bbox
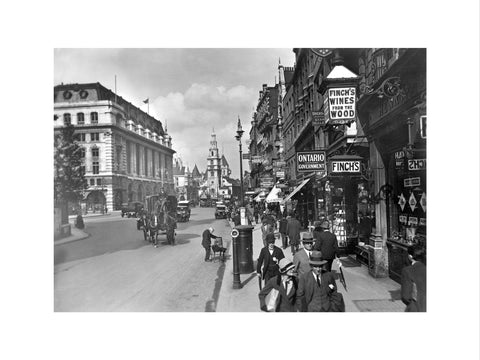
[368,142,389,278]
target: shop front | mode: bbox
[314,154,372,255]
[356,48,427,282]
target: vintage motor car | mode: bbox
[176,200,191,222]
[121,201,144,218]
[215,204,227,219]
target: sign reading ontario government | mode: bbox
[296,151,326,173]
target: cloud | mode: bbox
[151,83,257,176]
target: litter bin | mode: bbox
[234,224,254,274]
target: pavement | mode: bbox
[56,210,122,246]
[216,221,405,312]
[55,212,405,312]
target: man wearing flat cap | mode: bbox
[296,250,345,312]
[293,232,315,278]
[257,233,285,285]
[258,258,299,312]
[313,220,339,272]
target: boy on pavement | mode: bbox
[256,233,285,285]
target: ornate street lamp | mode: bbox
[235,116,244,207]
[232,116,244,290]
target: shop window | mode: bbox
[91,112,98,124]
[77,112,85,125]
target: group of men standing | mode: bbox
[257,218,344,312]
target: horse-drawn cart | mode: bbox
[137,194,177,246]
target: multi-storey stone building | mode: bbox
[54,82,175,213]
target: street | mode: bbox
[54,207,231,311]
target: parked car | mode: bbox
[176,200,191,222]
[121,201,144,218]
[215,204,227,219]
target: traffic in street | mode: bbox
[54,207,231,311]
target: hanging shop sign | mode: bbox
[408,159,426,171]
[296,151,326,173]
[329,160,361,175]
[260,182,274,188]
[395,150,405,168]
[251,155,263,164]
[324,87,356,125]
[312,111,325,127]
[276,171,285,179]
[242,153,250,160]
[260,176,274,182]
[404,177,421,187]
[273,160,286,167]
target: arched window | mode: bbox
[90,112,98,124]
[77,113,85,125]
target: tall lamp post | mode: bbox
[231,116,244,290]
[235,116,244,207]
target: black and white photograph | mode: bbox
[53,48,427,313]
[2,1,479,359]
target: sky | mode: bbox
[54,48,296,178]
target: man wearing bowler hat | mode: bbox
[313,220,339,272]
[296,250,344,312]
[256,233,285,285]
[293,232,315,277]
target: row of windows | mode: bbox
[61,112,98,125]
[75,132,100,142]
[79,147,99,158]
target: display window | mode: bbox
[320,178,374,250]
[389,149,426,246]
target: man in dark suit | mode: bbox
[258,258,299,312]
[296,250,344,312]
[401,245,426,312]
[286,212,302,255]
[313,220,339,272]
[293,232,314,277]
[256,233,285,285]
[202,227,220,262]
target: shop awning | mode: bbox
[282,178,310,204]
[254,191,266,202]
[265,186,283,203]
